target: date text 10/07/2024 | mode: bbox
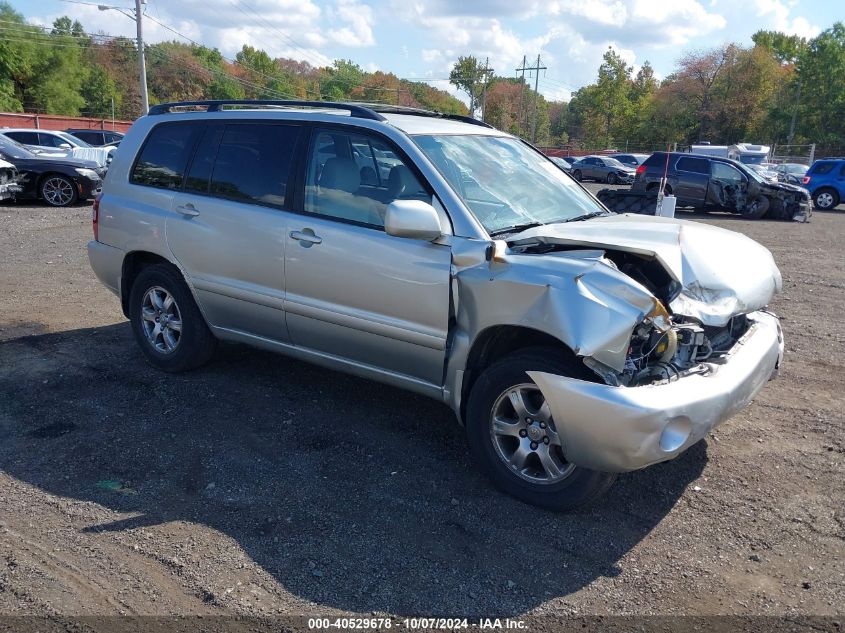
[307,618,527,630]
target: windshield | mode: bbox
[0,135,37,160]
[736,162,766,183]
[604,157,627,169]
[738,154,766,165]
[413,134,606,234]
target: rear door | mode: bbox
[165,121,303,343]
[283,126,452,385]
[674,156,710,206]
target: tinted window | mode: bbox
[676,156,709,174]
[209,123,300,207]
[810,161,835,175]
[643,153,666,167]
[131,122,202,190]
[305,129,429,228]
[185,126,224,194]
[72,131,101,144]
[39,133,72,148]
[5,131,39,145]
[105,133,123,143]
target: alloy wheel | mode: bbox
[140,286,183,354]
[489,383,576,485]
[42,177,75,206]
[817,192,835,209]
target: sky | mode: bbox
[10,0,844,103]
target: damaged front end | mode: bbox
[451,214,785,473]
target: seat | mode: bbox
[360,166,378,186]
[387,165,428,202]
[316,158,382,225]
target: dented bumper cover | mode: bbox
[528,311,783,473]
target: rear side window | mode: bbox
[810,161,835,175]
[5,131,38,145]
[643,153,666,168]
[72,131,101,144]
[131,122,202,190]
[208,123,300,208]
[676,156,709,174]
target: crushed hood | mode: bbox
[512,214,782,326]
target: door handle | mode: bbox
[175,203,199,217]
[290,229,322,246]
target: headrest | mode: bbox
[320,158,361,194]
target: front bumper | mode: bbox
[0,182,22,200]
[77,176,103,200]
[529,311,783,473]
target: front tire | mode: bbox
[741,194,770,219]
[40,175,78,207]
[607,172,617,185]
[813,188,839,210]
[572,169,582,181]
[129,263,217,372]
[465,347,616,511]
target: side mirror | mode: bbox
[59,143,72,149]
[385,199,442,241]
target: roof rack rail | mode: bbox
[147,99,387,122]
[343,102,494,129]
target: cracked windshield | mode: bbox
[414,134,604,234]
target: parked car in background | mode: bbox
[66,129,125,147]
[803,158,845,210]
[748,164,778,182]
[0,157,21,201]
[549,156,572,172]
[88,99,785,511]
[609,153,650,168]
[774,163,809,186]
[0,135,103,206]
[570,155,635,184]
[629,152,810,221]
[0,129,116,168]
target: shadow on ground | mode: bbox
[0,324,707,616]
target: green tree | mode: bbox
[449,55,492,117]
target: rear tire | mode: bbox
[813,188,839,210]
[129,263,217,372]
[465,346,617,511]
[572,169,582,181]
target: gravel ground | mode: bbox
[0,190,843,621]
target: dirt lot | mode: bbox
[0,191,843,622]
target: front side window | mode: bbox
[304,129,429,228]
[131,122,202,190]
[208,123,300,207]
[711,161,744,183]
[414,134,605,235]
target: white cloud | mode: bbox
[327,0,376,47]
[752,0,821,39]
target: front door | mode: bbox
[283,127,452,385]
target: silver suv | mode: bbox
[88,100,784,510]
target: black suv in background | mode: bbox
[631,152,811,221]
[65,129,125,147]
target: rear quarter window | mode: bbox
[810,161,835,175]
[131,122,203,190]
[642,154,666,168]
[675,156,709,174]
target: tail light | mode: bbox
[636,164,646,176]
[802,176,810,185]
[92,193,101,241]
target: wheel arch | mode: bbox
[120,251,178,317]
[37,171,78,201]
[458,325,580,424]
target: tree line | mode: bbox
[452,22,845,151]
[0,2,466,120]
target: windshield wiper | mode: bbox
[488,221,545,237]
[564,210,611,223]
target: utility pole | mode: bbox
[98,1,149,115]
[135,0,149,115]
[529,54,546,143]
[480,57,491,121]
[516,56,528,138]
[787,77,801,147]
